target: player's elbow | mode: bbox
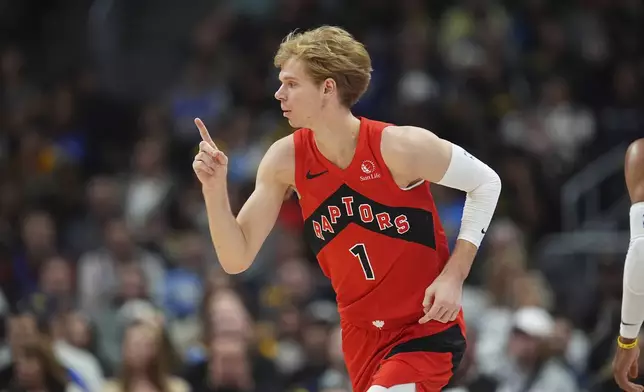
[216,250,255,275]
[488,169,502,194]
[219,259,252,275]
[468,166,502,196]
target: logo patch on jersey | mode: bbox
[306,169,328,180]
[360,159,381,181]
[303,184,436,255]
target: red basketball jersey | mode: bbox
[293,117,458,332]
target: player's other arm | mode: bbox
[382,126,502,280]
[201,136,294,274]
[621,138,644,340]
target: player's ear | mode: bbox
[322,78,336,97]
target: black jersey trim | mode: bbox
[303,184,437,255]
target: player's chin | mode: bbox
[286,117,302,129]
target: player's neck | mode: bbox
[310,110,361,170]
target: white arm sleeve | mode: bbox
[436,143,502,248]
[620,202,644,338]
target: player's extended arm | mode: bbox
[621,138,644,339]
[382,126,502,280]
[202,137,293,274]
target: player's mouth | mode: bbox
[282,110,291,117]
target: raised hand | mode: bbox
[192,118,229,189]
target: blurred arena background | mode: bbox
[0,0,642,391]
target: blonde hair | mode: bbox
[274,26,373,108]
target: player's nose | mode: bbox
[274,85,285,101]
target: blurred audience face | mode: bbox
[104,219,134,259]
[178,231,206,269]
[39,256,73,298]
[301,322,328,362]
[139,103,168,137]
[117,263,147,300]
[8,316,37,353]
[507,330,542,367]
[277,306,301,339]
[276,258,313,304]
[14,349,44,389]
[209,336,252,390]
[21,211,56,257]
[484,244,526,306]
[123,323,158,371]
[512,272,552,309]
[1,47,23,81]
[133,138,166,176]
[208,289,252,340]
[87,176,120,219]
[64,312,92,350]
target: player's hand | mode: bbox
[613,338,644,392]
[192,118,228,189]
[419,272,463,324]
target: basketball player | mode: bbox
[192,26,502,392]
[613,138,644,392]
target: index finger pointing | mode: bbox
[195,118,217,148]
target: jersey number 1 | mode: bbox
[349,243,375,280]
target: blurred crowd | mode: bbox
[0,0,643,391]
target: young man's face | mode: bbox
[275,58,328,129]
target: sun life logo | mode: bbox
[360,160,380,181]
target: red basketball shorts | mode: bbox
[341,319,466,392]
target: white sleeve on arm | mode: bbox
[436,143,502,247]
[620,201,644,339]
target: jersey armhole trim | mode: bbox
[400,179,425,191]
[293,129,307,196]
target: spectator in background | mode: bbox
[13,211,58,300]
[38,256,75,313]
[93,263,155,373]
[77,217,166,312]
[64,176,122,257]
[10,339,78,392]
[496,307,578,392]
[103,319,189,392]
[0,308,104,392]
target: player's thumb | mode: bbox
[630,355,639,378]
[422,285,436,309]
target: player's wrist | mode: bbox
[202,181,228,195]
[202,183,231,208]
[618,336,639,349]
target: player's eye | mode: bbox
[287,82,296,88]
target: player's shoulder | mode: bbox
[380,125,441,159]
[259,134,295,184]
[626,138,644,159]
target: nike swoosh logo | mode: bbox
[481,228,487,234]
[306,170,328,180]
